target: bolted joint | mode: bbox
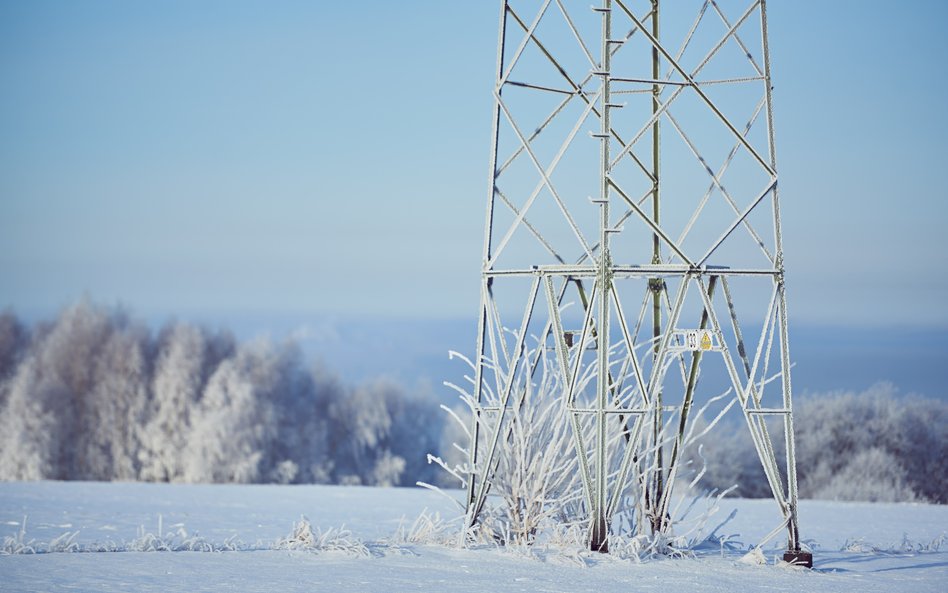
[648,278,665,294]
[605,267,614,284]
[600,267,615,287]
[599,251,614,272]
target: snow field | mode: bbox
[1,481,946,592]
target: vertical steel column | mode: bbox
[648,0,665,535]
[590,0,613,554]
[465,0,509,524]
[759,0,806,564]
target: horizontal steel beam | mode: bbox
[483,265,782,277]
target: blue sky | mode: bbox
[2,0,947,328]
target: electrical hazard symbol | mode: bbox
[700,331,712,351]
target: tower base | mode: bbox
[782,550,813,568]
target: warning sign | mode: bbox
[684,330,715,351]
[700,331,712,351]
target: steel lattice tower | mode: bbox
[464,0,809,564]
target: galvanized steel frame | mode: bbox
[464,0,803,555]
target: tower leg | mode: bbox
[590,516,609,553]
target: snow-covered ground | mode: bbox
[1,481,945,592]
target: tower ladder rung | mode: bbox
[568,407,672,415]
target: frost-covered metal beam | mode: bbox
[467,276,541,525]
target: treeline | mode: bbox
[1,301,945,504]
[0,301,445,486]
[693,383,948,503]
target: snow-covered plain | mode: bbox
[1,481,945,592]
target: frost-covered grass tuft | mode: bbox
[1,516,37,555]
[275,516,371,557]
[124,515,234,552]
[388,509,457,546]
[1,516,81,555]
[46,530,81,553]
[0,511,440,559]
[0,513,372,556]
[842,533,946,555]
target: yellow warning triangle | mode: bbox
[700,331,712,351]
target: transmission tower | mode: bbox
[463,0,810,566]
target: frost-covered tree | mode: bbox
[809,447,919,503]
[182,339,330,484]
[25,301,116,479]
[265,354,338,485]
[138,324,234,482]
[435,403,470,488]
[889,395,948,503]
[684,418,772,499]
[0,310,28,409]
[690,383,948,503]
[0,311,27,422]
[328,379,397,485]
[0,302,124,480]
[0,357,60,480]
[323,378,445,487]
[794,383,945,503]
[183,342,279,483]
[387,385,444,487]
[82,325,150,480]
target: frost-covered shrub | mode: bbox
[481,354,580,544]
[432,347,582,545]
[432,341,742,552]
